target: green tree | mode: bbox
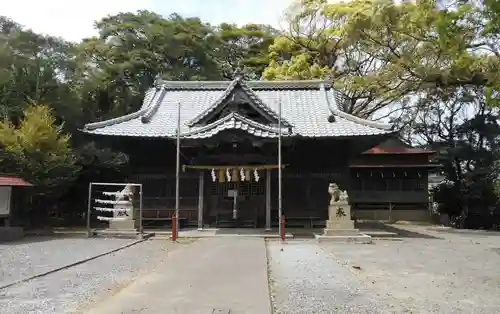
[264,0,500,116]
[0,17,77,124]
[0,105,80,225]
[212,23,278,79]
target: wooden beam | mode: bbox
[183,164,286,170]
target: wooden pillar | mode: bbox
[265,169,271,230]
[197,171,204,230]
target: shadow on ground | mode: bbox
[356,221,442,239]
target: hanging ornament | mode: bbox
[254,169,260,182]
[219,169,225,183]
[211,168,216,182]
[245,169,251,181]
[226,168,231,181]
[240,168,245,181]
[232,169,238,182]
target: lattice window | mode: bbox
[210,180,264,197]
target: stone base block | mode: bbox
[109,219,138,230]
[315,233,372,244]
[326,220,355,230]
[323,228,360,236]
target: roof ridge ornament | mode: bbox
[154,74,163,90]
[233,65,244,80]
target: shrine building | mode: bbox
[82,75,438,229]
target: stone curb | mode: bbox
[0,238,148,290]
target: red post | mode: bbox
[172,215,177,241]
[280,215,285,241]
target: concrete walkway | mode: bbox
[84,237,272,314]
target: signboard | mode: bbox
[0,186,12,216]
[227,189,238,197]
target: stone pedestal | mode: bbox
[315,188,372,243]
[109,219,138,230]
[109,202,138,230]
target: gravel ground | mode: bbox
[0,239,181,314]
[320,229,500,314]
[266,239,403,314]
[0,236,134,287]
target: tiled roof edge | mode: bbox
[83,108,147,131]
[322,84,393,131]
[141,85,167,123]
[237,80,293,128]
[181,112,291,137]
[157,79,332,90]
[185,78,240,127]
[83,88,160,131]
[186,78,293,128]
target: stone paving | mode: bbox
[84,237,272,314]
[320,227,500,314]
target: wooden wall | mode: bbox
[106,134,433,225]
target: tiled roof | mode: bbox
[0,176,33,186]
[182,112,290,139]
[83,79,393,139]
[186,77,292,127]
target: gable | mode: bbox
[199,87,275,126]
[186,78,292,128]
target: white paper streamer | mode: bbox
[94,207,132,212]
[211,168,216,182]
[240,168,245,181]
[226,168,231,181]
[102,191,132,197]
[97,216,128,221]
[253,169,259,182]
[95,199,131,205]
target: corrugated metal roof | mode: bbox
[83,79,393,139]
[0,176,33,186]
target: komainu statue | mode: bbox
[339,190,349,203]
[328,182,348,205]
[116,184,135,202]
[328,183,341,205]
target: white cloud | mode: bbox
[2,0,161,41]
[2,0,293,42]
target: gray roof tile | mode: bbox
[83,79,393,138]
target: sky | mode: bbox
[2,0,294,42]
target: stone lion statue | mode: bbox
[328,183,341,205]
[117,184,135,202]
[328,182,348,205]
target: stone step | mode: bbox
[362,230,399,238]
